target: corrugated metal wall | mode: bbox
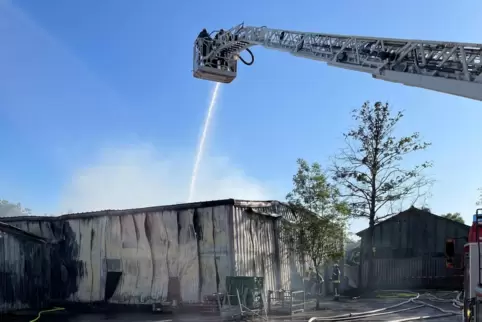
[0,229,51,313]
[8,205,234,304]
[3,200,310,306]
[231,203,307,294]
[232,206,278,293]
[360,256,463,290]
[357,209,469,290]
[359,209,469,259]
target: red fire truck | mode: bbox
[456,210,482,321]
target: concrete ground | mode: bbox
[5,294,463,322]
[299,297,461,322]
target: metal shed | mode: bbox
[356,207,469,290]
[1,199,307,306]
[0,221,51,313]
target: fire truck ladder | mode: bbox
[193,23,482,101]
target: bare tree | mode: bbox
[332,101,432,288]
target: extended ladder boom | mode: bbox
[193,24,482,101]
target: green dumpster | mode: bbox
[225,276,264,308]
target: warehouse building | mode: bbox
[0,221,51,313]
[2,199,307,305]
[356,206,469,290]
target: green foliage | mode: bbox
[441,212,464,224]
[332,101,433,224]
[282,210,345,266]
[287,159,350,223]
[282,159,349,269]
[0,199,31,217]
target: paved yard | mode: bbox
[5,295,463,322]
[300,297,461,322]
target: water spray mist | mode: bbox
[188,82,221,202]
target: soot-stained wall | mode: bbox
[5,200,305,305]
[232,203,306,293]
[0,227,51,313]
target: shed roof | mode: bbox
[355,206,470,237]
[0,221,48,244]
[0,199,293,222]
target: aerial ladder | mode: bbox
[193,23,482,101]
[193,24,482,321]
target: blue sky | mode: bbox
[1,0,482,233]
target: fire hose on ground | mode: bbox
[307,290,463,322]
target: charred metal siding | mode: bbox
[357,207,469,290]
[232,206,278,293]
[5,204,234,304]
[0,222,50,313]
[3,199,303,305]
[231,202,305,294]
[1,199,301,304]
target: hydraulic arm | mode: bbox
[193,23,482,101]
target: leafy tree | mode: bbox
[441,212,464,224]
[332,101,432,288]
[282,159,349,308]
[286,159,350,223]
[0,199,31,217]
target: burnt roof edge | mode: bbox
[0,199,291,222]
[0,221,49,244]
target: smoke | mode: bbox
[59,144,280,213]
[1,2,280,215]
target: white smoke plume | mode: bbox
[0,3,281,215]
[59,144,280,213]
